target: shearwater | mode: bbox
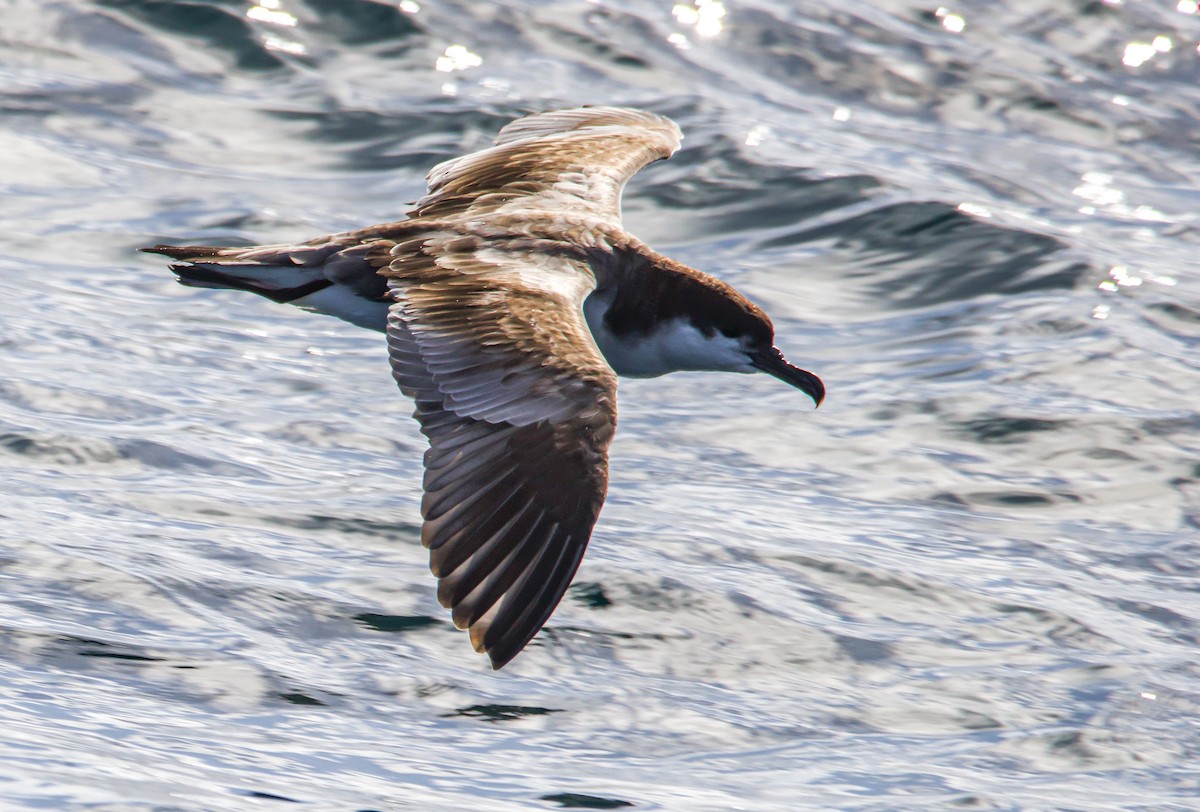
[143,106,824,669]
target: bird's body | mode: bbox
[143,107,823,669]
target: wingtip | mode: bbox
[473,626,516,670]
[486,647,517,671]
[469,616,521,670]
[140,243,227,261]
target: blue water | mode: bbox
[1,0,1198,808]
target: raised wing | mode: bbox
[385,231,618,668]
[409,106,682,227]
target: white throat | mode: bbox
[583,292,752,378]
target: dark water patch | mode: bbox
[1106,543,1200,582]
[868,398,942,423]
[911,356,985,382]
[1046,729,1100,763]
[1106,598,1199,644]
[834,634,892,664]
[13,633,194,674]
[97,0,289,71]
[0,428,264,477]
[442,704,564,723]
[821,768,962,799]
[158,210,301,243]
[265,106,501,173]
[539,624,672,644]
[1141,414,1200,439]
[532,19,651,71]
[956,416,1069,445]
[0,431,123,467]
[302,0,422,45]
[0,380,165,421]
[641,147,882,239]
[186,505,422,542]
[717,5,964,116]
[541,793,635,810]
[992,604,1113,649]
[279,691,326,706]
[961,490,1081,508]
[76,641,165,663]
[439,1,681,88]
[1143,301,1200,339]
[3,30,152,115]
[354,613,441,634]
[1083,447,1138,462]
[237,788,300,803]
[1000,726,1147,771]
[568,582,612,610]
[784,555,944,598]
[14,630,338,710]
[516,1,687,80]
[267,514,422,541]
[766,201,1088,306]
[598,578,699,613]
[1001,93,1108,142]
[957,711,1002,732]
[122,439,261,475]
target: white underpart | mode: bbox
[584,292,753,378]
[291,286,390,332]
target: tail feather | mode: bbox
[144,242,336,302]
[168,263,333,303]
[143,240,391,331]
[142,244,228,261]
[142,242,334,264]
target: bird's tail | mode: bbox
[141,243,333,304]
[141,241,392,331]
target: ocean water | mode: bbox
[1,0,1198,808]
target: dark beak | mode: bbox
[750,348,825,407]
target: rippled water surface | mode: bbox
[2,0,1199,809]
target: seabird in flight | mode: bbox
[143,106,824,669]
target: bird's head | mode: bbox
[632,258,825,406]
[711,296,825,408]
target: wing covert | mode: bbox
[409,106,681,227]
